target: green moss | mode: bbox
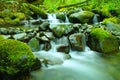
[0,9,14,18]
[0,18,5,25]
[0,39,35,75]
[14,12,25,20]
[28,4,47,19]
[0,35,4,40]
[102,17,120,24]
[90,28,110,42]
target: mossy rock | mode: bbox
[56,12,66,22]
[87,28,119,54]
[14,12,25,20]
[102,17,120,24]
[0,35,4,40]
[0,39,38,77]
[28,4,47,19]
[51,24,73,37]
[0,9,14,18]
[69,11,94,23]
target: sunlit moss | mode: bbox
[102,17,120,24]
[0,39,35,75]
[90,28,110,42]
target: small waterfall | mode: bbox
[47,13,59,24]
[65,14,69,23]
[93,14,100,24]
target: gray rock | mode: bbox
[44,32,55,40]
[13,33,26,40]
[28,38,40,51]
[0,28,8,34]
[39,21,50,31]
[69,33,86,51]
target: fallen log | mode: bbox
[58,0,89,10]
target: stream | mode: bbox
[26,13,120,80]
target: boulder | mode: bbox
[56,12,66,21]
[87,28,119,54]
[28,38,40,51]
[0,39,39,78]
[57,44,70,54]
[13,33,26,40]
[28,4,47,19]
[39,21,50,31]
[69,11,94,24]
[69,33,86,51]
[50,24,73,37]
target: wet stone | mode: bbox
[44,32,55,40]
[69,33,86,51]
[39,21,50,31]
[57,45,70,54]
[28,38,40,52]
[13,33,26,40]
[0,28,8,34]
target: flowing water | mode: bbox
[29,14,120,80]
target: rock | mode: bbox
[102,17,120,24]
[0,39,39,77]
[69,33,86,51]
[39,21,50,31]
[87,28,119,54]
[41,42,51,51]
[2,35,11,39]
[31,20,43,25]
[69,11,94,24]
[57,44,70,54]
[28,4,47,19]
[14,12,25,20]
[43,32,55,40]
[103,21,120,33]
[56,12,66,21]
[0,28,8,34]
[36,33,50,42]
[13,33,26,40]
[50,24,73,37]
[28,38,40,51]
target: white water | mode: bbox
[32,40,120,80]
[93,14,99,25]
[30,14,120,80]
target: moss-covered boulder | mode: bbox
[69,11,94,24]
[50,24,73,37]
[102,17,120,24]
[87,28,119,54]
[56,12,66,22]
[28,4,47,19]
[0,9,25,26]
[0,39,40,78]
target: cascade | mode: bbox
[31,13,120,80]
[93,14,100,24]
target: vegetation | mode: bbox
[0,39,36,76]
